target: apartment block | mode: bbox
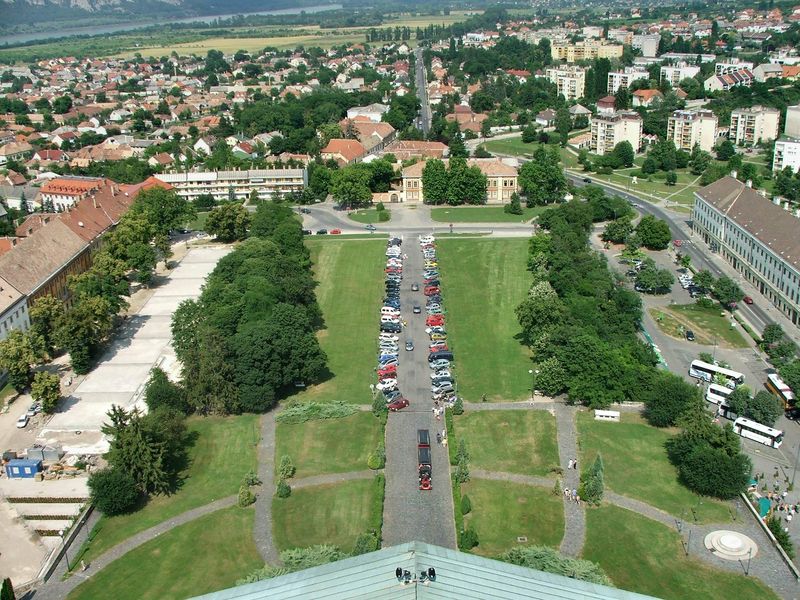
[550,40,623,63]
[660,63,701,87]
[693,177,800,326]
[590,111,643,156]
[729,106,780,146]
[155,169,307,202]
[545,65,586,101]
[773,137,800,173]
[666,109,718,152]
[606,68,649,94]
[631,34,660,57]
[785,105,800,138]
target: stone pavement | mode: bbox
[555,404,585,558]
[253,410,279,566]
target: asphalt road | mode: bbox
[414,46,431,135]
[382,234,457,549]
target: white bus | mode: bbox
[689,360,745,389]
[705,383,733,405]
[765,373,796,409]
[733,417,784,449]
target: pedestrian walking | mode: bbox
[572,459,577,471]
[571,488,577,500]
[575,494,581,505]
[567,459,574,470]
[564,487,570,498]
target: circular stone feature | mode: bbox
[704,530,758,561]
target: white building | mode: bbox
[545,66,586,101]
[155,168,307,202]
[773,137,800,173]
[632,35,660,58]
[346,103,389,123]
[715,59,755,75]
[590,111,643,156]
[667,109,718,152]
[606,68,649,94]
[785,105,800,138]
[660,63,701,87]
[729,106,780,146]
[693,177,800,326]
[0,276,30,342]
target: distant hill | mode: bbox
[0,0,311,33]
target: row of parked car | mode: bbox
[418,236,456,404]
[378,237,410,412]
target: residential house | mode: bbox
[704,68,754,92]
[321,139,367,166]
[194,137,216,155]
[632,89,664,108]
[346,103,389,123]
[535,109,557,127]
[381,140,449,161]
[0,141,33,165]
[445,105,488,134]
[31,149,69,164]
[148,152,175,168]
[38,176,106,211]
[596,96,617,115]
[338,119,397,154]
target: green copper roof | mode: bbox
[191,541,659,600]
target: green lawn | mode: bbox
[348,208,390,224]
[436,239,532,402]
[299,239,386,404]
[463,480,563,556]
[77,415,259,565]
[273,479,379,553]
[186,211,209,231]
[455,411,559,476]
[584,505,778,600]
[275,412,382,478]
[577,412,732,523]
[68,506,261,600]
[671,303,749,349]
[576,168,701,207]
[429,206,545,223]
[483,137,578,168]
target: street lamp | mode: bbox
[528,369,539,402]
[59,529,71,572]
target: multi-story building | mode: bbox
[608,28,634,45]
[715,59,755,75]
[545,66,586,101]
[155,169,306,203]
[401,159,518,204]
[660,63,701,87]
[785,105,800,138]
[590,111,643,156]
[729,106,780,146]
[0,276,29,341]
[550,40,623,63]
[704,68,754,92]
[693,176,800,326]
[631,34,660,57]
[606,67,649,94]
[38,176,106,212]
[773,137,800,173]
[666,109,718,152]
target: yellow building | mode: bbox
[401,159,518,204]
[551,40,624,63]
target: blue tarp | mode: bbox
[758,497,771,518]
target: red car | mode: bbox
[429,343,448,351]
[426,316,444,326]
[388,397,409,411]
[743,296,754,305]
[331,229,342,235]
[424,287,440,296]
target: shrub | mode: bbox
[244,470,262,486]
[276,479,292,498]
[280,545,347,570]
[88,468,140,516]
[236,564,291,585]
[460,494,472,515]
[372,393,388,417]
[375,202,385,212]
[238,484,256,507]
[278,455,296,480]
[1,577,15,600]
[499,546,612,586]
[352,532,379,556]
[578,453,604,505]
[454,459,470,483]
[456,438,470,464]
[459,527,479,550]
[276,401,359,424]
[369,474,385,541]
[377,210,391,223]
[768,515,796,558]
[453,396,464,415]
[367,444,385,470]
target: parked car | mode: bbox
[376,379,397,391]
[384,390,402,401]
[686,330,695,342]
[429,351,454,362]
[26,403,41,417]
[413,305,421,314]
[16,414,29,428]
[316,229,328,235]
[301,229,312,235]
[429,359,450,370]
[430,333,447,341]
[388,398,409,411]
[430,370,451,379]
[426,326,446,335]
[299,208,311,214]
[405,339,414,351]
[431,382,454,394]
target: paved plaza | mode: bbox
[39,246,229,453]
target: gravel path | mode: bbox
[604,491,678,529]
[31,496,237,600]
[291,470,377,490]
[471,469,554,488]
[463,399,555,411]
[253,410,280,566]
[555,403,585,558]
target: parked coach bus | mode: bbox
[765,373,796,409]
[733,417,784,449]
[689,360,744,389]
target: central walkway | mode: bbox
[382,233,457,549]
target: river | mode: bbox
[0,3,343,46]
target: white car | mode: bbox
[376,379,398,391]
[425,327,446,335]
[16,414,29,429]
[430,370,452,379]
[419,235,435,244]
[381,316,400,324]
[379,334,399,342]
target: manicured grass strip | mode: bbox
[455,411,559,476]
[584,505,778,600]
[577,412,731,523]
[463,480,563,556]
[273,479,379,553]
[68,506,262,600]
[671,303,749,349]
[429,206,545,223]
[275,412,382,478]
[482,138,579,168]
[436,239,532,402]
[79,415,259,565]
[348,208,391,224]
[301,239,386,404]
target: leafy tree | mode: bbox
[519,146,566,206]
[29,295,64,357]
[579,453,604,505]
[448,129,468,158]
[643,371,700,427]
[665,171,678,186]
[677,442,751,499]
[194,193,216,211]
[780,360,800,396]
[52,96,73,114]
[635,263,674,294]
[516,281,565,344]
[88,467,140,516]
[421,159,448,205]
[144,367,188,414]
[56,295,114,375]
[716,139,736,161]
[612,141,634,168]
[635,215,671,250]
[712,276,744,307]
[205,204,250,242]
[459,526,479,550]
[601,217,633,244]
[31,371,60,413]
[0,330,38,391]
[690,147,711,175]
[726,385,750,418]
[504,192,523,215]
[693,270,714,293]
[181,327,240,415]
[535,357,567,396]
[131,187,196,256]
[276,479,292,498]
[768,515,796,558]
[352,532,379,556]
[521,126,537,144]
[330,167,372,208]
[238,484,256,507]
[279,455,296,479]
[446,157,486,206]
[763,324,786,346]
[249,202,295,239]
[1,577,15,600]
[460,494,472,515]
[747,391,783,427]
[554,107,571,144]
